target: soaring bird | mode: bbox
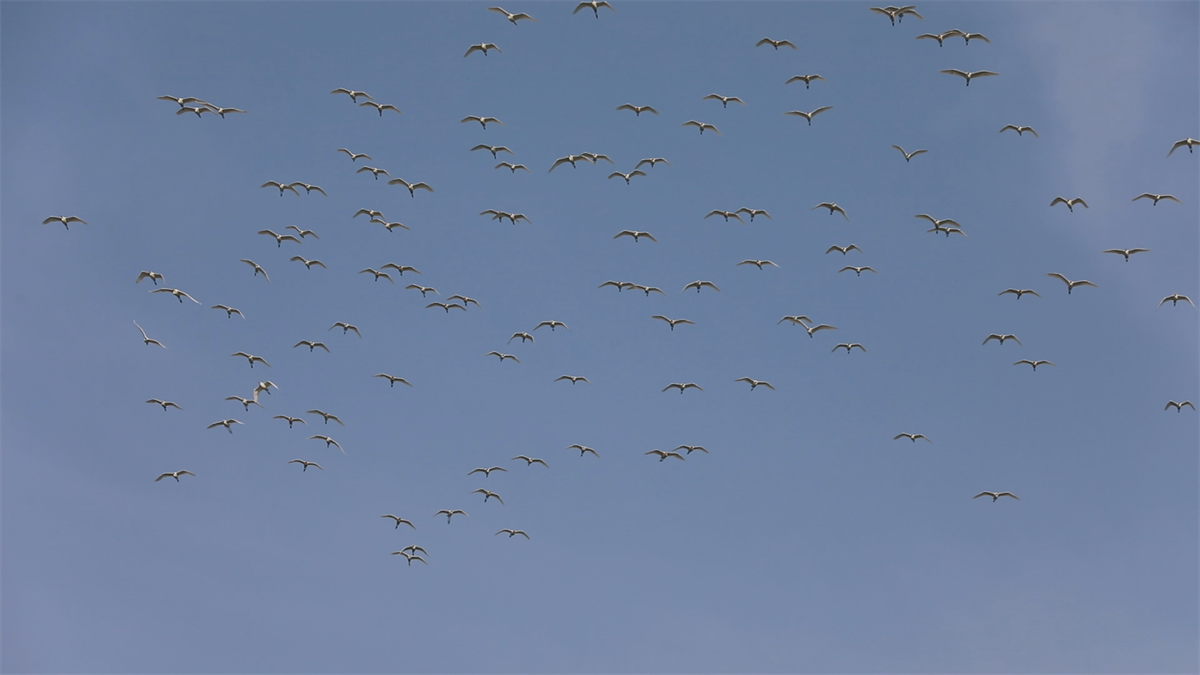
[567,444,600,457]
[838,266,876,276]
[239,259,270,282]
[777,315,813,326]
[359,101,401,116]
[675,445,709,455]
[784,107,833,126]
[1132,193,1180,206]
[555,375,591,385]
[756,37,797,49]
[512,455,549,467]
[735,377,775,391]
[255,381,279,397]
[951,30,990,44]
[134,321,166,349]
[548,154,594,171]
[832,343,867,353]
[1013,359,1055,371]
[1167,137,1198,155]
[290,256,327,269]
[785,74,825,89]
[1046,273,1097,294]
[257,229,302,247]
[207,419,243,433]
[382,515,416,529]
[940,69,998,86]
[151,288,200,304]
[582,150,612,163]
[42,215,87,230]
[406,284,438,297]
[230,351,270,368]
[464,43,502,57]
[574,0,614,17]
[337,148,372,162]
[534,320,569,331]
[914,214,960,228]
[356,166,391,180]
[381,263,422,277]
[158,95,207,107]
[291,182,326,195]
[155,471,196,482]
[427,302,466,313]
[651,315,694,331]
[495,162,530,173]
[825,244,863,255]
[1165,401,1196,412]
[287,460,323,472]
[1000,124,1038,137]
[489,6,537,23]
[608,170,647,184]
[682,280,720,293]
[306,409,344,426]
[448,294,481,308]
[801,323,838,338]
[705,210,745,223]
[915,31,957,46]
[974,491,1019,502]
[496,529,530,538]
[392,552,428,566]
[461,115,503,129]
[135,271,164,285]
[813,202,849,220]
[358,268,394,284]
[1159,294,1195,307]
[998,288,1040,299]
[635,157,671,169]
[435,509,468,523]
[614,230,656,242]
[353,208,384,220]
[736,208,772,221]
[662,383,703,394]
[469,466,508,477]
[737,259,778,270]
[703,93,746,108]
[486,351,520,363]
[294,340,330,352]
[628,284,665,296]
[508,332,534,343]
[645,449,686,462]
[387,178,434,197]
[273,415,307,428]
[927,225,967,237]
[260,181,299,197]
[285,225,319,239]
[681,120,720,135]
[1101,248,1149,262]
[471,144,514,159]
[616,104,658,116]
[146,399,182,411]
[370,218,411,232]
[330,88,373,103]
[893,145,928,162]
[472,489,504,504]
[374,374,413,387]
[175,106,213,118]
[982,334,1022,345]
[329,322,362,337]
[1050,197,1088,212]
[893,433,931,443]
[309,435,344,454]
[225,396,263,411]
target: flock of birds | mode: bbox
[43,3,1197,570]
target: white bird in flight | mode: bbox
[785,74,825,89]
[330,88,373,103]
[337,148,372,162]
[1000,125,1038,137]
[703,93,745,108]
[894,433,931,443]
[784,107,833,126]
[1050,197,1089,212]
[756,37,797,49]
[1101,248,1149,262]
[42,215,87,230]
[207,419,243,433]
[464,43,502,57]
[1013,359,1055,371]
[734,377,775,391]
[893,145,927,162]
[489,6,536,23]
[134,321,166,348]
[374,374,413,387]
[940,69,998,86]
[662,383,703,394]
[813,202,849,220]
[146,399,182,411]
[287,460,323,472]
[681,120,721,135]
[651,315,694,331]
[616,104,658,116]
[1046,273,1097,294]
[151,288,200,304]
[230,351,270,368]
[309,435,344,454]
[574,1,614,18]
[461,115,503,129]
[974,491,1019,502]
[155,470,196,482]
[1159,294,1195,307]
[1167,138,1198,156]
[239,259,270,282]
[1132,193,1180,206]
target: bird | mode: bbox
[370,218,411,232]
[427,302,466,313]
[566,444,600,457]
[635,157,671,169]
[555,375,591,385]
[398,545,428,557]
[406,284,438,297]
[496,529,530,539]
[914,214,960,228]
[1159,294,1195,307]
[393,552,428,566]
[486,351,520,363]
[359,101,401,116]
[999,288,1040,299]
[329,322,362,337]
[651,315,695,331]
[254,380,278,398]
[435,509,468,523]
[289,256,327,270]
[374,374,413,387]
[287,459,323,472]
[291,182,326,195]
[508,332,534,343]
[292,340,330,353]
[306,409,344,426]
[974,491,1019,502]
[461,115,503,129]
[705,210,745,223]
[614,230,656,242]
[495,162,530,173]
[608,170,647,184]
[1050,197,1089,212]
[813,202,849,220]
[1165,401,1196,412]
[681,120,721,135]
[616,104,658,116]
[737,260,778,270]
[784,107,833,126]
[353,208,384,220]
[468,467,508,477]
[471,144,514,159]
[285,226,319,239]
[1046,273,1097,294]
[915,31,957,46]
[230,351,270,368]
[735,377,775,391]
[155,471,196,482]
[1132,193,1180,206]
[260,181,299,197]
[1167,138,1198,156]
[157,95,207,107]
[736,208,772,221]
[330,88,373,103]
[337,148,372,162]
[682,280,720,293]
[952,30,990,44]
[464,43,502,57]
[574,0,614,17]
[175,105,213,118]
[380,263,422,277]
[582,152,614,165]
[662,383,703,394]
[512,455,549,467]
[825,244,863,255]
[448,294,481,308]
[1013,360,1055,371]
[645,449,686,462]
[358,268,394,284]
[488,6,536,23]
[135,271,164,285]
[838,266,876,276]
[273,415,307,428]
[927,225,967,238]
[675,445,709,455]
[1101,248,1150,262]
[832,343,867,353]
[207,419,243,433]
[257,229,302,247]
[356,166,391,180]
[628,284,665,296]
[42,215,87,230]
[802,322,839,338]
[146,398,182,411]
[893,433,931,443]
[472,489,504,504]
[756,37,797,49]
[151,288,200,304]
[869,6,917,25]
[777,315,813,326]
[548,154,594,171]
[703,93,746,108]
[309,435,344,454]
[999,124,1038,137]
[239,259,270,282]
[983,334,1022,346]
[534,320,569,331]
[940,69,998,86]
[225,396,263,411]
[381,515,417,530]
[387,178,434,197]
[134,321,166,348]
[892,145,928,162]
[785,74,825,88]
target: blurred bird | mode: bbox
[534,320,569,331]
[486,351,520,363]
[435,509,468,523]
[258,229,302,247]
[1046,273,1097,294]
[663,383,703,394]
[785,74,825,88]
[756,37,797,49]
[329,322,362,337]
[287,460,323,472]
[495,162,530,173]
[387,177,434,197]
[406,284,438,297]
[735,378,775,390]
[1000,124,1038,137]
[982,334,1022,345]
[813,202,849,220]
[1159,294,1195,307]
[496,529,530,538]
[151,288,200,304]
[136,271,164,285]
[703,93,746,108]
[616,104,658,116]
[207,419,243,433]
[681,120,721,135]
[555,375,591,385]
[337,148,372,162]
[472,489,504,504]
[784,107,833,126]
[825,244,862,255]
[998,288,1040,299]
[239,259,270,282]
[356,166,391,180]
[286,225,319,239]
[260,181,299,197]
[940,69,997,86]
[737,260,778,270]
[464,43,502,57]
[682,280,720,293]
[645,449,686,462]
[472,144,514,159]
[309,435,344,454]
[574,1,614,17]
[374,374,412,387]
[839,266,876,276]
[832,343,867,353]
[1101,248,1149,262]
[489,6,537,23]
[461,115,503,129]
[155,471,196,482]
[42,215,87,229]
[382,515,416,530]
[134,321,166,349]
[1167,138,1198,156]
[1050,196,1088,212]
[974,491,1019,501]
[894,433,931,442]
[893,145,927,162]
[614,230,656,242]
[705,210,745,223]
[306,409,344,426]
[273,415,307,428]
[293,340,330,352]
[230,351,270,368]
[359,101,401,116]
[1132,193,1180,206]
[1013,360,1055,371]
[651,315,694,330]
[567,444,599,457]
[290,256,327,269]
[330,88,373,103]
[608,170,647,184]
[1165,401,1196,412]
[146,399,182,411]
[512,455,549,467]
[469,467,508,477]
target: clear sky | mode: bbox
[2,1,1197,673]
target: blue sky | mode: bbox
[2,1,1197,672]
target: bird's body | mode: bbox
[472,489,504,504]
[825,244,862,255]
[705,210,745,223]
[290,256,327,269]
[486,351,520,363]
[359,101,401,116]
[382,515,416,530]
[785,74,825,88]
[175,105,212,118]
[512,455,549,467]
[839,266,876,277]
[496,529,530,538]
[329,322,362,337]
[306,409,344,426]
[359,269,395,284]
[489,6,537,23]
[682,280,720,293]
[1168,138,1198,156]
[635,157,671,169]
[406,284,438,297]
[337,148,372,162]
[135,271,164,285]
[435,509,468,523]
[151,288,200,304]
[832,343,867,353]
[427,302,466,313]
[675,445,709,455]
[1165,401,1196,412]
[310,435,344,454]
[651,315,694,331]
[273,415,307,428]
[802,323,838,338]
[999,288,1040,299]
[356,166,391,180]
[534,320,569,331]
[703,93,746,108]
[508,332,534,343]
[574,1,614,17]
[614,230,656,242]
[1102,248,1149,262]
[207,419,243,433]
[387,178,434,198]
[461,115,503,129]
[471,144,514,159]
[736,208,772,221]
[737,259,778,270]
[260,181,299,197]
[239,259,270,282]
[495,162,529,173]
[555,375,591,385]
[645,449,686,462]
[257,229,302,247]
[567,444,600,457]
[813,202,849,220]
[225,395,263,411]
[464,43,502,57]
[549,154,594,171]
[469,466,508,478]
[608,170,647,184]
[893,433,931,443]
[331,88,373,103]
[292,182,326,195]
